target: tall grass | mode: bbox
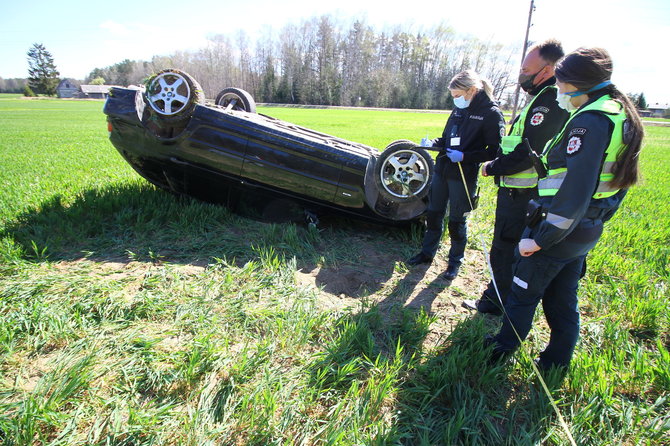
[0,97,667,444]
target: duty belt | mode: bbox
[583,207,610,221]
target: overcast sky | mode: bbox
[1,0,668,104]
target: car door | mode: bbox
[180,106,248,179]
[241,123,343,203]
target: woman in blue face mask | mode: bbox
[486,47,644,372]
[407,70,505,281]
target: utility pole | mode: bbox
[511,0,535,121]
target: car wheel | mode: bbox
[215,87,256,113]
[144,69,204,122]
[374,140,434,203]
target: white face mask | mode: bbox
[556,92,577,112]
[454,95,471,109]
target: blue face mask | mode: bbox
[454,95,471,109]
[565,80,612,97]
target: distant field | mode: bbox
[0,96,668,444]
[258,105,450,149]
[643,116,670,124]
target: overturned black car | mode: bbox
[103,69,435,225]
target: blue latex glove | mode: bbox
[446,149,464,163]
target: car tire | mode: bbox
[143,69,205,123]
[374,140,434,203]
[215,87,256,113]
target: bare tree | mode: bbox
[86,16,521,109]
[315,16,341,105]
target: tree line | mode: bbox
[0,78,28,93]
[85,16,521,110]
[8,21,661,115]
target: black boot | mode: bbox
[406,252,433,266]
[462,294,503,315]
[442,263,460,280]
[484,336,512,366]
[533,358,568,387]
[476,298,503,315]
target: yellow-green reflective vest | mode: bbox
[538,95,625,199]
[499,85,556,188]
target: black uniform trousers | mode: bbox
[420,159,478,265]
[482,186,537,305]
[493,217,605,368]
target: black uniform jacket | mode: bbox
[433,89,505,179]
[486,77,570,180]
[533,91,626,251]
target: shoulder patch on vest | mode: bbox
[530,112,545,126]
[500,126,506,137]
[566,136,582,155]
[569,127,587,136]
[532,106,549,113]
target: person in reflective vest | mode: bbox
[463,39,570,315]
[406,70,505,281]
[486,47,644,371]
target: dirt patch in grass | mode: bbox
[47,224,495,350]
[5,349,62,393]
[295,243,492,347]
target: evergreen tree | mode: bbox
[636,92,647,110]
[27,43,60,96]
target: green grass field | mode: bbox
[0,95,668,445]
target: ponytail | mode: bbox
[608,86,643,189]
[449,69,495,101]
[480,78,494,100]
